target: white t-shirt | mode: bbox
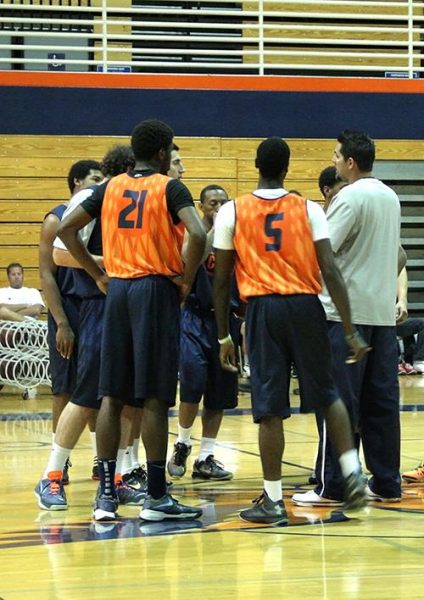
[319,177,400,326]
[0,286,45,307]
[53,186,98,250]
[214,189,329,249]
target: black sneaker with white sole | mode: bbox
[192,455,233,480]
[93,493,119,522]
[139,494,203,521]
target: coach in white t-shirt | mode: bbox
[293,129,405,508]
[0,262,45,319]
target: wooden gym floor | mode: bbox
[0,376,423,600]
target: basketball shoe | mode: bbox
[167,442,191,477]
[35,471,67,510]
[240,491,288,525]
[140,494,202,521]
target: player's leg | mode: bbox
[192,314,239,480]
[168,309,206,477]
[128,276,202,521]
[238,296,290,524]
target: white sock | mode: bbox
[264,479,282,502]
[90,432,97,458]
[177,425,193,446]
[198,437,215,462]
[339,449,361,478]
[131,438,141,469]
[43,443,71,478]
[116,448,126,478]
[122,447,133,475]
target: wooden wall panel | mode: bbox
[0,135,422,301]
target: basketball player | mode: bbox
[35,146,144,510]
[167,185,239,481]
[39,160,102,482]
[213,136,369,524]
[56,119,206,522]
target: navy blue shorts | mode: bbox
[99,276,180,407]
[71,297,104,410]
[47,295,81,396]
[246,294,339,422]
[179,308,239,410]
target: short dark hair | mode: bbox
[172,143,180,152]
[131,119,174,161]
[256,137,290,179]
[199,184,228,204]
[337,130,375,172]
[7,262,23,275]
[67,160,102,193]
[101,145,135,178]
[318,166,339,194]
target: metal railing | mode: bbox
[0,0,423,77]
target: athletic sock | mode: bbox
[339,449,361,478]
[264,479,283,502]
[98,459,117,497]
[131,438,141,469]
[198,437,215,462]
[146,460,167,499]
[43,443,71,478]
[122,446,133,475]
[177,425,193,446]
[115,448,126,480]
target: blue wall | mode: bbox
[0,85,421,138]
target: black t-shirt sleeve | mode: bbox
[166,179,195,223]
[81,180,109,218]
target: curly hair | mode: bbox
[101,145,135,178]
[131,119,174,161]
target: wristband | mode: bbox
[218,334,232,345]
[345,330,360,342]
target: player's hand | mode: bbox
[219,338,238,372]
[56,323,75,359]
[395,300,408,324]
[96,273,109,295]
[345,331,371,365]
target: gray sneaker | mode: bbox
[167,442,192,477]
[192,455,233,480]
[139,493,203,521]
[240,491,288,525]
[344,471,368,511]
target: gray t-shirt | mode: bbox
[319,177,400,326]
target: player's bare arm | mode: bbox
[174,206,206,300]
[213,248,238,372]
[39,213,75,359]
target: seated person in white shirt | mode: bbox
[0,263,45,320]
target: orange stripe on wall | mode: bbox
[1,71,424,93]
